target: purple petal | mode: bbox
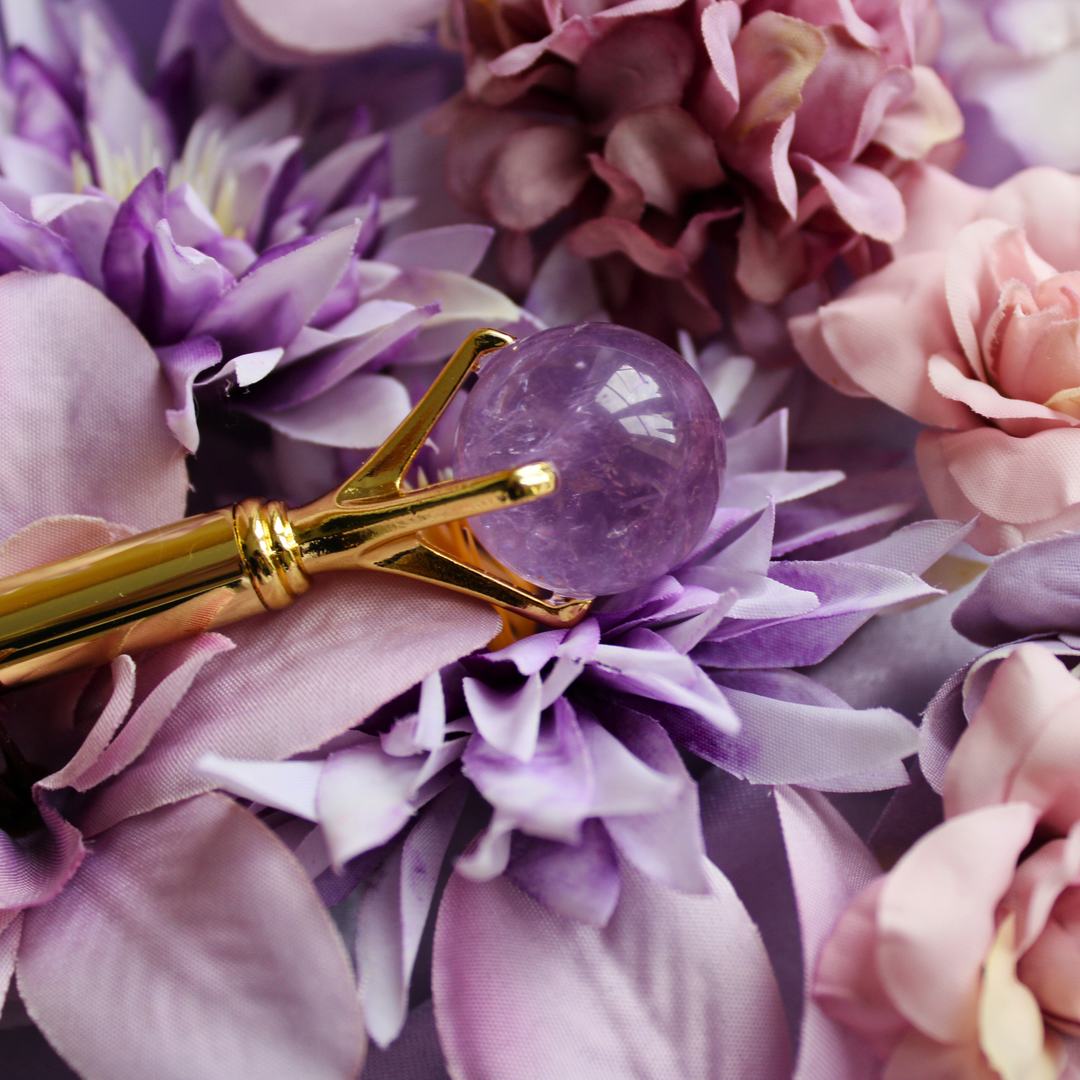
[284,133,387,225]
[0,801,84,910]
[463,672,542,762]
[0,199,85,277]
[774,787,884,1080]
[77,575,500,837]
[157,335,223,452]
[601,704,709,893]
[247,372,411,449]
[433,858,792,1079]
[504,820,622,927]
[145,219,233,344]
[707,671,916,789]
[951,531,1080,647]
[191,223,360,355]
[0,271,187,536]
[32,193,117,290]
[7,48,82,160]
[356,783,467,1046]
[0,135,73,197]
[18,794,365,1080]
[378,225,494,276]
[101,168,166,321]
[0,912,20,1004]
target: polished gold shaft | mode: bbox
[0,330,591,689]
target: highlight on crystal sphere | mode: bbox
[454,322,725,597]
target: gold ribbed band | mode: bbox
[234,498,311,611]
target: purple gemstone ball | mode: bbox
[454,323,725,596]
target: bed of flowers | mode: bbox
[1,1,1078,1078]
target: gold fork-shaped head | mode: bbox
[0,329,590,688]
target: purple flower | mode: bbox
[0,267,501,1079]
[0,0,537,471]
[201,346,970,1051]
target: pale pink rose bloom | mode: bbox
[815,644,1080,1079]
[792,164,1080,554]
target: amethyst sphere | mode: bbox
[454,323,725,597]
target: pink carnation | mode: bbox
[792,164,1080,554]
[443,0,962,339]
[816,644,1080,1078]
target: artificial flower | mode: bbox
[791,163,1080,554]
[0,267,500,1080]
[200,343,965,1058]
[440,0,961,340]
[936,0,1080,172]
[816,643,1080,1079]
[0,0,536,479]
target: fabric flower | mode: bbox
[0,269,500,1080]
[791,163,1080,554]
[816,642,1080,1079]
[201,344,965,1053]
[936,0,1080,172]
[440,0,961,340]
[0,0,537,475]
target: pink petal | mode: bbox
[1017,880,1080,1030]
[604,106,723,215]
[791,252,977,428]
[483,123,590,231]
[76,574,499,836]
[701,1,742,106]
[776,786,890,1078]
[873,66,963,161]
[433,858,792,1080]
[944,645,1080,821]
[876,803,1039,1043]
[926,352,1075,431]
[917,424,1080,525]
[793,157,906,243]
[19,794,365,1080]
[568,216,690,277]
[1003,827,1080,954]
[980,168,1080,275]
[0,272,187,537]
[891,162,987,258]
[221,0,446,60]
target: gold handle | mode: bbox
[0,330,591,688]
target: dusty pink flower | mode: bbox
[814,643,1080,1078]
[791,164,1080,554]
[442,0,961,340]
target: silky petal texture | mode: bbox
[891,163,986,258]
[191,223,361,355]
[876,803,1039,1044]
[18,794,365,1080]
[76,573,500,837]
[1018,884,1080,1029]
[916,425,1080,549]
[794,159,905,243]
[942,645,1080,821]
[952,531,1080,646]
[790,252,975,429]
[980,169,1080,276]
[463,673,543,762]
[379,225,494,277]
[0,911,19,1005]
[433,858,792,1080]
[221,0,446,60]
[355,783,466,1048]
[872,66,963,161]
[0,271,186,535]
[775,787,884,1080]
[317,742,423,869]
[483,124,590,231]
[0,800,84,911]
[249,372,411,449]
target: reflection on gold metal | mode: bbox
[0,329,591,688]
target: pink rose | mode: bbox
[792,164,1080,554]
[816,644,1080,1078]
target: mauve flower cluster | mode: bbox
[437,0,962,342]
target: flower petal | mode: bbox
[433,857,792,1080]
[18,794,365,1080]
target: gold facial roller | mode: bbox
[0,329,591,689]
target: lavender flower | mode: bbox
[0,0,537,479]
[202,346,969,1049]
